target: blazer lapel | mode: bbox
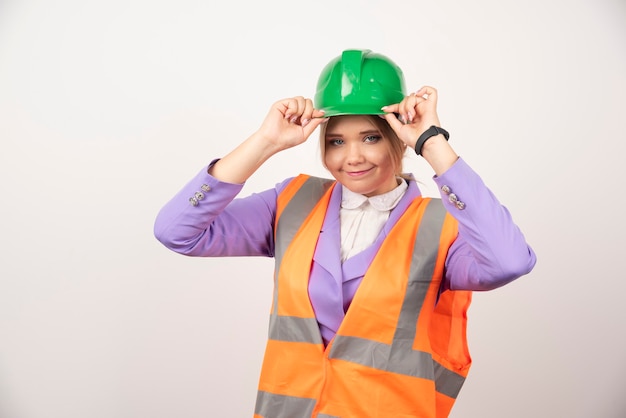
[312,184,342,285]
[342,178,423,283]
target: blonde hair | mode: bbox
[319,115,408,177]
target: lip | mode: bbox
[345,167,374,177]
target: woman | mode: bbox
[154,49,537,418]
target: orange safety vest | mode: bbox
[254,175,472,418]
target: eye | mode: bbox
[363,135,382,144]
[327,138,344,146]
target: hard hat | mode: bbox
[314,49,406,116]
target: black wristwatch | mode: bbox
[414,126,450,156]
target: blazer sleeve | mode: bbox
[435,158,537,291]
[153,161,292,257]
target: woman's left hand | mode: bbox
[381,86,442,149]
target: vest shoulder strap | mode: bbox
[274,175,335,258]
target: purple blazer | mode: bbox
[154,158,537,345]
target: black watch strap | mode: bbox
[414,126,450,156]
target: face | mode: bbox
[323,115,399,197]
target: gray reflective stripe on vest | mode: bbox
[255,391,316,418]
[273,176,335,287]
[329,199,466,399]
[317,414,340,418]
[268,314,322,343]
[269,176,333,344]
[434,361,466,398]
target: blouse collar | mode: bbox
[341,178,408,211]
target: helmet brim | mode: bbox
[317,104,389,117]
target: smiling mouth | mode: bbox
[345,168,373,177]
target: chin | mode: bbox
[344,183,377,196]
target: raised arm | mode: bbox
[383,87,536,290]
[154,97,325,257]
[209,96,326,183]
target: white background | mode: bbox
[1,0,625,417]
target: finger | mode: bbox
[294,95,306,116]
[381,103,406,124]
[402,94,420,123]
[282,96,306,121]
[302,116,327,137]
[282,98,300,121]
[415,86,438,103]
[381,103,400,114]
[300,98,316,127]
[381,111,404,133]
[393,94,419,124]
[302,111,326,128]
[312,109,326,119]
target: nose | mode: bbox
[345,142,365,165]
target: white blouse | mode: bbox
[339,179,408,262]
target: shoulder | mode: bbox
[279,173,335,194]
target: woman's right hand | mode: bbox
[256,96,327,152]
[208,97,327,184]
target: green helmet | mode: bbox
[314,49,406,116]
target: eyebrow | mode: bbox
[325,129,381,137]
